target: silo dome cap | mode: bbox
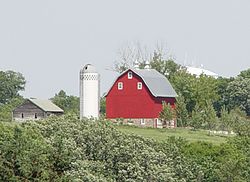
[82,64,97,73]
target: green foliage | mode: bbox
[190,101,218,130]
[229,108,250,136]
[238,68,250,79]
[219,105,231,131]
[51,90,79,115]
[100,96,106,116]
[1,116,250,181]
[228,136,250,181]
[150,51,181,80]
[226,77,250,115]
[170,70,196,112]
[204,100,218,130]
[170,71,219,114]
[0,97,24,122]
[190,104,204,129]
[0,123,52,181]
[0,116,188,181]
[159,102,174,127]
[216,143,247,182]
[175,95,189,127]
[213,77,234,113]
[0,70,25,105]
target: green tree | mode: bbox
[51,90,79,115]
[0,124,52,181]
[150,51,181,80]
[190,104,204,129]
[213,77,234,114]
[159,102,175,127]
[219,105,231,131]
[175,95,189,127]
[230,108,250,136]
[171,71,219,114]
[238,68,250,79]
[0,97,24,122]
[226,77,250,115]
[0,70,25,105]
[204,100,218,130]
[100,96,106,116]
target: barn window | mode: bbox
[140,119,145,125]
[118,82,123,90]
[137,82,142,90]
[35,113,37,119]
[128,71,133,79]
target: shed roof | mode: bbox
[29,99,64,112]
[106,68,177,97]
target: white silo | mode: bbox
[80,64,100,119]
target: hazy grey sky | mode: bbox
[1,0,250,99]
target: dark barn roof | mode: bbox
[106,68,177,97]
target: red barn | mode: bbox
[105,68,177,128]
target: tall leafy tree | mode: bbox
[51,90,79,115]
[190,104,204,129]
[226,77,250,115]
[0,70,25,105]
[171,71,219,113]
[0,97,24,122]
[204,100,218,130]
[213,77,234,114]
[159,102,175,127]
[219,105,231,131]
[175,95,189,127]
[150,51,181,80]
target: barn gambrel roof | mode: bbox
[106,68,177,98]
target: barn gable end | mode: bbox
[106,68,177,128]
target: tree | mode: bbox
[175,95,189,127]
[113,42,150,73]
[204,100,218,130]
[100,96,106,116]
[150,51,181,80]
[226,77,250,115]
[0,124,52,181]
[229,108,250,136]
[170,70,196,113]
[238,68,250,79]
[190,104,204,129]
[51,90,79,115]
[213,77,234,114]
[0,70,25,105]
[113,42,178,74]
[219,105,231,131]
[0,97,24,122]
[171,71,219,114]
[159,102,175,127]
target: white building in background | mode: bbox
[185,66,219,78]
[79,64,100,119]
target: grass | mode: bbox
[116,125,229,144]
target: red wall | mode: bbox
[106,70,175,119]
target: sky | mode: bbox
[0,0,250,99]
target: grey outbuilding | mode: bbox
[12,98,64,121]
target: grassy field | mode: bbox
[116,125,229,144]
